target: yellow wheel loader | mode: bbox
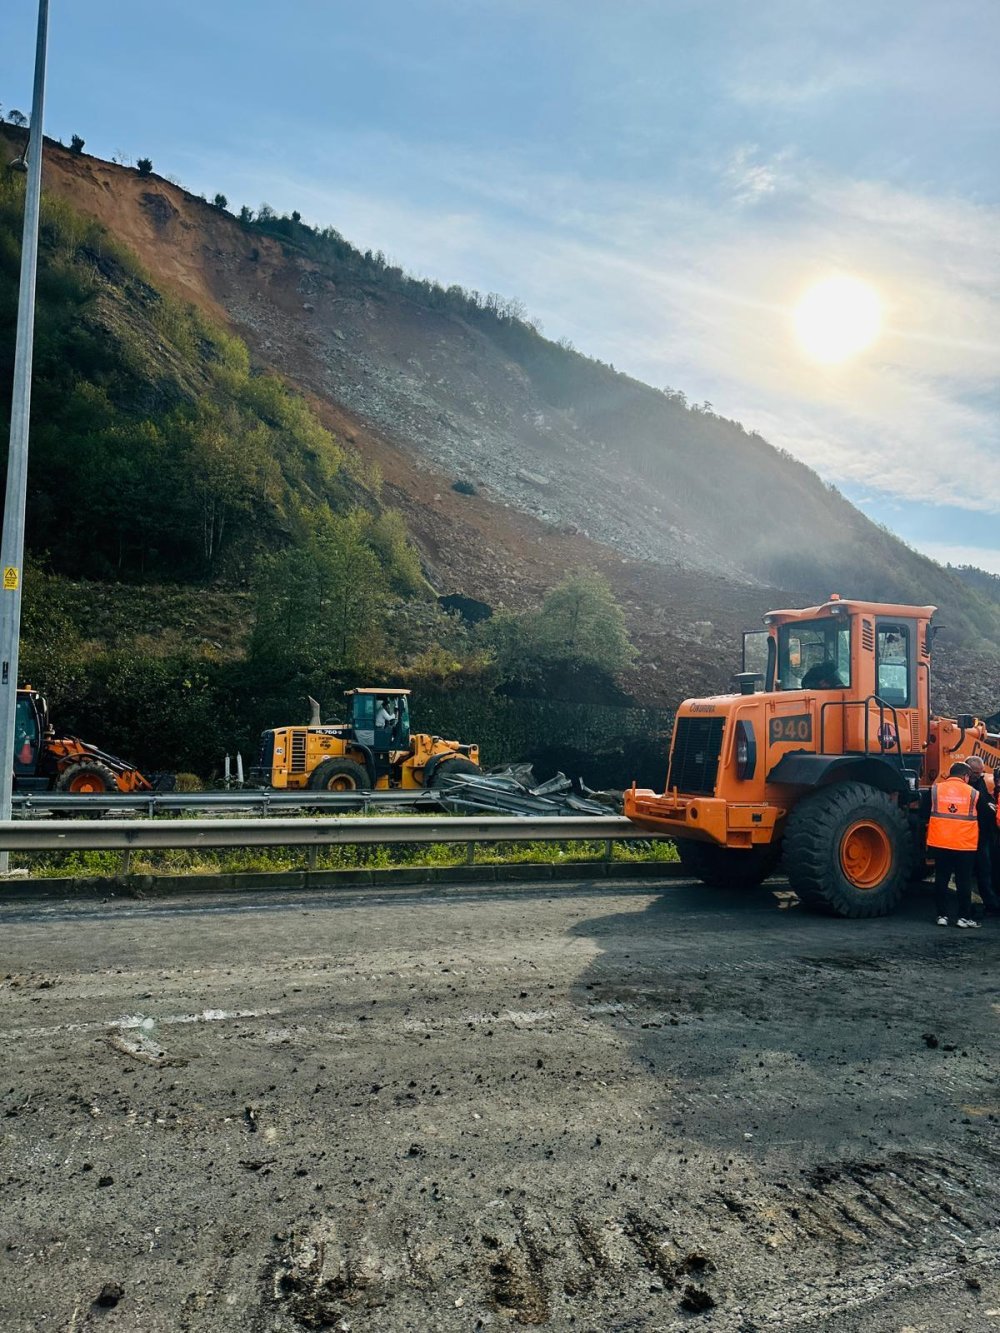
[252,688,480,791]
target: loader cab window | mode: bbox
[351,694,409,750]
[14,696,39,773]
[875,625,910,707]
[777,619,851,691]
[350,694,376,748]
[391,696,410,748]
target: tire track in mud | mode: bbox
[262,1144,1000,1328]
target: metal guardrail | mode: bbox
[0,814,640,852]
[11,788,443,816]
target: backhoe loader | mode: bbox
[625,595,1000,917]
[13,687,166,793]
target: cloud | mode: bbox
[722,145,794,207]
[915,543,1000,577]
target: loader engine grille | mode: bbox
[290,731,308,774]
[667,716,725,796]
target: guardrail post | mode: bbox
[121,848,132,877]
[466,841,475,866]
[307,845,318,873]
[604,839,613,862]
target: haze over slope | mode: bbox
[3,129,999,717]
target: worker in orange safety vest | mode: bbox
[927,761,980,928]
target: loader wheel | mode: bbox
[56,760,118,795]
[307,758,371,792]
[427,756,480,787]
[676,840,780,889]
[782,782,912,918]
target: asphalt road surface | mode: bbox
[1,875,998,1332]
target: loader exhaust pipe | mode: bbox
[307,696,322,727]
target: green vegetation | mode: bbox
[484,572,636,696]
[0,165,394,583]
[17,558,652,784]
[18,835,679,880]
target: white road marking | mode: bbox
[1,1007,278,1040]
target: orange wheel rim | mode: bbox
[69,775,104,793]
[840,820,892,889]
[327,775,356,791]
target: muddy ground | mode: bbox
[1,875,998,1332]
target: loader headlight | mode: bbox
[735,720,757,781]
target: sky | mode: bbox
[2,0,999,573]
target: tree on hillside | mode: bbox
[238,204,254,225]
[8,109,27,127]
[484,571,636,693]
[136,157,153,176]
[213,193,228,211]
[534,572,635,670]
[69,134,85,154]
[249,511,391,671]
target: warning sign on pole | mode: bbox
[3,567,19,591]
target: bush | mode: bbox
[136,157,153,176]
[213,193,228,211]
[69,134,85,155]
[483,571,636,692]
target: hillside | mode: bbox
[0,127,998,759]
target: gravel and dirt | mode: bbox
[1,874,998,1332]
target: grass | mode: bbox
[15,836,679,880]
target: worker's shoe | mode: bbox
[936,916,949,927]
[956,918,981,929]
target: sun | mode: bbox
[793,274,882,364]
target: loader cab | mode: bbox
[763,597,934,764]
[14,689,45,777]
[346,688,410,753]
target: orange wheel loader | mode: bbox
[625,596,1000,918]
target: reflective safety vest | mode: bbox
[927,777,979,852]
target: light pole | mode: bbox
[0,0,50,871]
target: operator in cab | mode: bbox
[800,660,844,689]
[374,697,399,747]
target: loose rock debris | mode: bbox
[106,1023,186,1068]
[94,1281,124,1308]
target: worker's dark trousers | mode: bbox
[932,848,975,920]
[976,840,1000,910]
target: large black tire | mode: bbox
[783,782,912,918]
[55,760,118,794]
[307,758,371,792]
[676,839,781,889]
[428,756,481,787]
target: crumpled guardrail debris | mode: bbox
[434,763,621,817]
